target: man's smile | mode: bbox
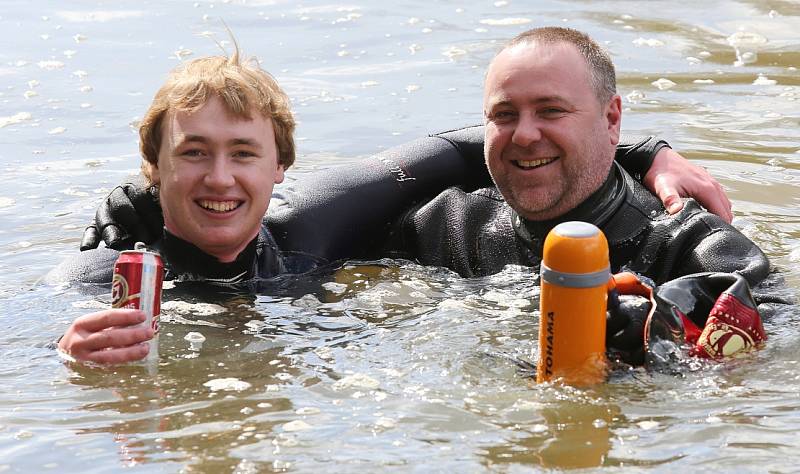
[196,199,243,213]
[513,156,558,170]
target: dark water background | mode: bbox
[1,1,799,472]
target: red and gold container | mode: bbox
[111,242,164,361]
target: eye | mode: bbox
[180,148,206,158]
[232,149,258,159]
[488,109,517,123]
[540,107,567,117]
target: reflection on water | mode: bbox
[1,0,800,472]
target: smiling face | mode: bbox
[151,96,284,262]
[483,40,622,221]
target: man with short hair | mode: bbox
[384,26,769,286]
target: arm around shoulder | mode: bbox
[45,247,119,285]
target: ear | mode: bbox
[274,164,285,184]
[144,160,161,186]
[605,95,622,146]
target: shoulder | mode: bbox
[45,247,119,284]
[650,199,770,285]
[400,185,511,242]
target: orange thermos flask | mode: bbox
[537,221,609,385]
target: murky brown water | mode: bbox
[1,1,799,472]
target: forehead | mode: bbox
[161,97,273,138]
[484,41,591,102]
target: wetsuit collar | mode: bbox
[513,162,628,250]
[160,230,258,284]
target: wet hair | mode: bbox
[501,26,616,105]
[139,43,295,183]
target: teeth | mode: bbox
[199,200,239,212]
[517,157,555,168]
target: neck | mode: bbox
[514,163,626,244]
[161,230,259,282]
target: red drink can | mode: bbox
[111,243,164,359]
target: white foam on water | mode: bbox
[282,420,312,432]
[637,420,660,430]
[71,299,106,310]
[0,112,32,128]
[626,90,646,102]
[321,281,347,294]
[479,18,531,26]
[204,377,252,391]
[37,61,64,70]
[652,78,677,90]
[314,346,334,360]
[57,10,144,22]
[753,74,777,86]
[374,417,396,430]
[632,37,664,47]
[443,46,467,60]
[333,373,380,391]
[161,300,226,316]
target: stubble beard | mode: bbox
[492,141,613,222]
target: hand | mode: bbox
[80,178,163,251]
[58,309,154,364]
[607,294,651,352]
[644,147,733,223]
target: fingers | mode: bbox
[647,146,734,223]
[659,190,685,216]
[81,342,151,365]
[77,326,153,362]
[100,223,129,250]
[60,310,155,364]
[75,309,147,332]
[80,220,100,251]
[699,184,733,223]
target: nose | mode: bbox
[204,155,236,190]
[511,113,542,148]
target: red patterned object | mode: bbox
[611,271,767,365]
[692,291,767,358]
[112,243,164,335]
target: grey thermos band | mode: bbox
[540,263,611,288]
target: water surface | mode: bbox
[1,1,799,472]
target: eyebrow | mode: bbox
[179,135,262,149]
[486,95,569,108]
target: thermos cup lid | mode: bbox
[542,221,610,276]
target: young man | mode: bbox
[55,50,299,363]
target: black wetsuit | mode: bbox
[50,226,322,284]
[366,126,770,287]
[382,160,770,286]
[51,125,692,284]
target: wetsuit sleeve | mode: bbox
[614,135,671,182]
[266,126,487,262]
[640,200,770,288]
[679,219,770,287]
[45,248,119,284]
[432,128,670,188]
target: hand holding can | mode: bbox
[111,242,164,362]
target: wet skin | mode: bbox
[483,41,622,221]
[152,96,285,262]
